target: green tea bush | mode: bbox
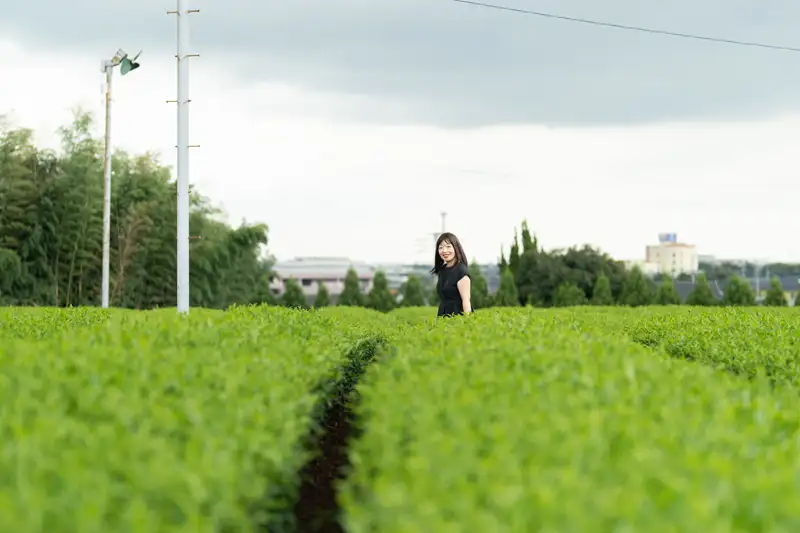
[389,306,434,326]
[6,303,800,532]
[0,305,390,532]
[341,308,800,532]
[621,307,800,385]
[0,306,112,340]
[529,307,800,387]
[556,307,800,386]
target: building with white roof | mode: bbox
[269,257,375,303]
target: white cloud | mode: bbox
[1,38,799,265]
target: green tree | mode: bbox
[0,248,21,304]
[553,281,587,307]
[400,274,426,307]
[428,282,439,307]
[498,248,508,271]
[494,267,519,307]
[314,281,330,307]
[655,277,681,305]
[281,278,307,309]
[508,230,521,279]
[520,219,537,254]
[468,262,491,309]
[763,276,788,306]
[686,273,717,306]
[590,273,614,305]
[515,248,548,306]
[249,273,277,306]
[795,291,800,307]
[513,240,626,308]
[620,266,653,307]
[722,274,755,306]
[337,267,364,307]
[0,109,275,309]
[510,221,540,305]
[367,270,395,312]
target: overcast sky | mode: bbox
[2,0,800,263]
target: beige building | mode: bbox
[270,257,375,303]
[623,259,661,276]
[642,233,699,276]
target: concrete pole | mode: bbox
[101,63,114,308]
[175,0,191,314]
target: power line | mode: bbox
[452,0,800,54]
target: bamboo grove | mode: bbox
[0,111,274,309]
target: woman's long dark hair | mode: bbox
[430,232,468,275]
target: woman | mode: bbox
[431,232,472,317]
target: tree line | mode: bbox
[0,111,274,309]
[291,219,795,313]
[3,112,796,311]
[486,220,797,308]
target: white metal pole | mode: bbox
[176,0,191,314]
[101,63,113,308]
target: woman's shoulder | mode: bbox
[456,262,469,276]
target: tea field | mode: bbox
[1,305,799,532]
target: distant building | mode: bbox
[623,259,661,276]
[270,257,375,304]
[639,233,699,276]
[376,264,433,293]
[672,279,726,303]
[270,258,504,305]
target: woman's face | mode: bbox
[438,240,455,263]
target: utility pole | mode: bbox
[754,262,761,302]
[168,0,200,314]
[428,212,448,250]
[101,63,113,309]
[100,49,142,309]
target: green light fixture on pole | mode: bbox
[100,48,142,309]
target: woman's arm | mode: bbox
[457,275,472,314]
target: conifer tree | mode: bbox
[494,267,519,307]
[498,248,508,271]
[520,219,537,254]
[468,261,491,309]
[314,281,330,307]
[400,274,426,307]
[655,277,681,305]
[367,270,396,312]
[338,267,364,307]
[590,273,614,305]
[281,278,308,308]
[509,230,521,278]
[620,266,653,307]
[686,272,717,306]
[764,276,788,306]
[722,274,755,306]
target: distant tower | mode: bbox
[440,211,447,234]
